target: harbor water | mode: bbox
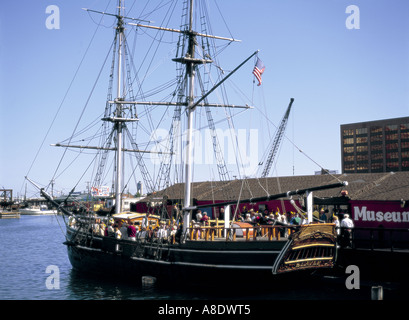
[0,215,407,301]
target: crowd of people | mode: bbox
[234,207,300,226]
[68,205,355,246]
[234,206,354,245]
[111,219,181,243]
[234,206,353,228]
[67,216,183,243]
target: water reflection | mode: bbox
[64,266,409,301]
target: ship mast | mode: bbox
[127,0,253,225]
[183,0,196,224]
[114,0,124,214]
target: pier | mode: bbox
[0,189,20,218]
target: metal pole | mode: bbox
[306,191,313,223]
[183,0,195,233]
[115,1,123,214]
[371,286,383,300]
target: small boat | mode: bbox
[19,205,57,215]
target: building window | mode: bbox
[402,151,409,158]
[344,163,355,173]
[370,126,383,134]
[356,136,368,144]
[343,137,354,145]
[370,135,383,142]
[386,152,399,160]
[401,142,409,150]
[356,162,368,172]
[401,123,409,140]
[371,153,383,160]
[356,154,368,161]
[343,146,354,154]
[386,142,399,151]
[371,161,383,171]
[356,128,368,135]
[356,145,368,153]
[386,133,398,141]
[386,161,399,171]
[343,129,354,136]
[371,144,382,152]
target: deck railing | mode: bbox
[339,226,409,251]
[188,224,296,242]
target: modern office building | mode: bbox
[341,117,409,173]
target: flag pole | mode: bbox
[191,50,259,110]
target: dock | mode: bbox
[0,211,20,219]
[1,189,20,218]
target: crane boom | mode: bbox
[261,98,294,178]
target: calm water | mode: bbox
[0,215,407,301]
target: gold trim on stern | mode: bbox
[284,257,334,265]
[292,243,335,250]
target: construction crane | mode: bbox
[261,98,294,178]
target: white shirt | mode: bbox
[334,219,340,234]
[142,216,148,228]
[120,225,128,240]
[158,228,168,238]
[341,217,354,228]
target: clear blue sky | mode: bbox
[1,0,408,198]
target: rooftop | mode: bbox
[146,171,409,203]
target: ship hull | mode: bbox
[66,235,283,283]
[65,223,338,284]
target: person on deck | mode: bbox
[340,214,354,247]
[200,212,209,226]
[120,221,128,240]
[333,215,340,235]
[114,226,122,239]
[158,221,168,240]
[320,208,328,223]
[127,222,137,241]
[139,227,147,240]
[290,213,301,225]
[196,210,203,222]
[172,205,179,221]
[99,223,106,236]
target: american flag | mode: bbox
[252,58,265,86]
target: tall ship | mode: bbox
[30,0,348,284]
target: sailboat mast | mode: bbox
[183,0,196,225]
[115,0,124,214]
